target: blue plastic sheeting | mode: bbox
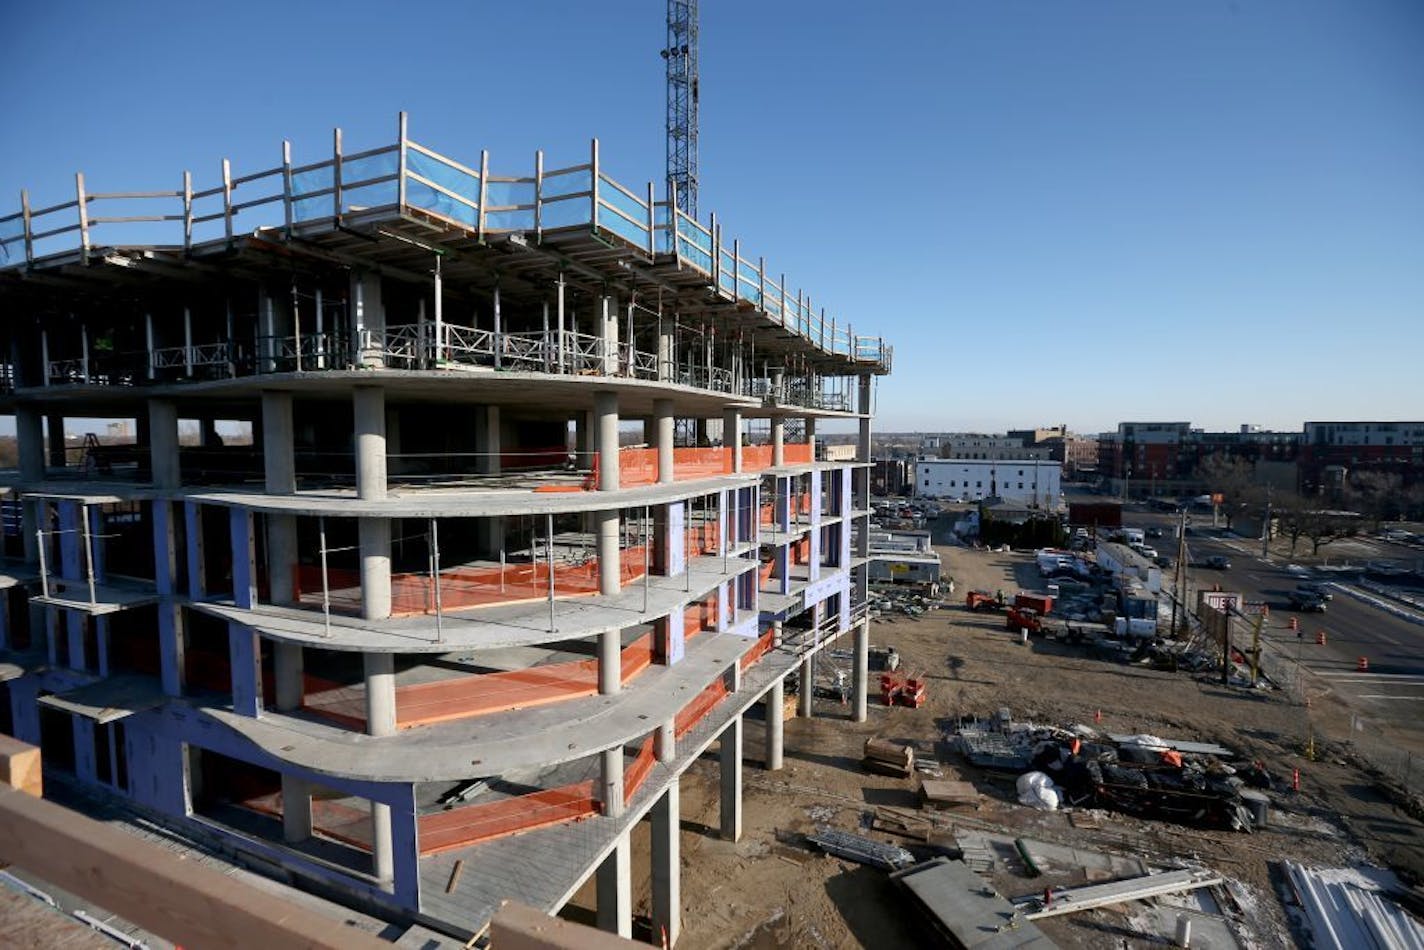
[292,167,334,222]
[599,201,650,248]
[407,180,477,228]
[541,168,591,199]
[539,196,590,230]
[407,150,479,205]
[484,179,533,208]
[343,181,398,214]
[599,180,648,227]
[342,151,397,186]
[484,209,535,232]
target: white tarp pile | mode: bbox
[1016,771,1060,811]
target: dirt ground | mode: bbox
[637,543,1424,949]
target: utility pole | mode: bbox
[1261,483,1272,559]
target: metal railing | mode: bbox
[0,112,891,373]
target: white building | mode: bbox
[914,458,1062,508]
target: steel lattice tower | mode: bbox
[663,0,699,219]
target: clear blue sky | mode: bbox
[4,0,1422,435]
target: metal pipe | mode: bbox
[318,516,331,639]
[547,513,557,633]
[430,518,443,643]
[36,528,48,599]
[643,505,650,613]
[81,505,96,606]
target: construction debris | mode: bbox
[1283,862,1424,950]
[863,738,916,778]
[805,825,916,871]
[890,857,1056,948]
[1013,868,1225,920]
[880,672,927,708]
[920,779,980,810]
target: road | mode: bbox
[1116,504,1424,751]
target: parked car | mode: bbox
[1294,582,1333,602]
[1146,527,1164,538]
[1154,555,1172,569]
[1203,555,1231,570]
[1288,590,1328,612]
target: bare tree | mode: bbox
[1298,509,1358,555]
[1344,470,1404,528]
[1197,453,1261,529]
[1272,491,1310,554]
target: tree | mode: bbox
[1343,470,1404,528]
[1272,491,1310,554]
[1298,509,1359,555]
[1196,453,1262,529]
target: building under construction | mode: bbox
[0,114,891,943]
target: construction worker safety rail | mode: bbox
[0,113,890,371]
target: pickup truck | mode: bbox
[1287,590,1328,612]
[1202,555,1231,570]
[1294,582,1333,602]
[1005,606,1055,635]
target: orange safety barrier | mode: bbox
[740,626,776,672]
[684,521,722,557]
[417,781,598,855]
[624,736,657,805]
[673,447,730,480]
[242,791,373,852]
[760,504,775,525]
[675,678,729,739]
[297,545,654,619]
[742,445,774,472]
[791,537,811,565]
[621,631,655,684]
[618,447,660,488]
[784,442,813,465]
[683,592,720,641]
[759,559,776,585]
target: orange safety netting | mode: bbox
[618,448,659,488]
[742,445,774,472]
[417,780,598,855]
[302,631,662,731]
[242,791,373,852]
[740,626,776,672]
[293,544,653,618]
[791,538,811,565]
[759,559,775,585]
[759,504,775,525]
[624,735,657,805]
[683,592,720,640]
[673,447,730,481]
[784,442,813,465]
[684,520,722,557]
[675,678,729,739]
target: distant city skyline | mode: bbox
[3,2,1422,432]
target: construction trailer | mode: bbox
[0,114,891,945]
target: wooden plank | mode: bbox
[0,786,389,949]
[491,900,640,949]
[0,734,42,797]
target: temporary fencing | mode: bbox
[740,626,776,672]
[585,442,814,489]
[624,735,657,806]
[675,677,730,739]
[242,790,374,853]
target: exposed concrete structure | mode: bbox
[0,114,890,944]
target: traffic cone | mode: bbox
[1292,768,1300,792]
[1316,630,1327,645]
[1358,656,1369,673]
[1289,617,1298,631]
[1094,709,1102,724]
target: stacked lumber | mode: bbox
[863,737,915,777]
[919,779,980,810]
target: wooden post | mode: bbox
[221,159,233,246]
[477,148,489,242]
[0,735,42,797]
[396,111,408,211]
[75,173,90,264]
[590,138,600,231]
[21,188,33,265]
[182,171,193,252]
[534,149,544,240]
[281,140,293,236]
[332,128,343,222]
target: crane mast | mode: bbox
[663,0,699,219]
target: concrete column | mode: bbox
[594,391,619,490]
[598,629,621,696]
[17,405,45,483]
[723,409,742,473]
[264,394,299,603]
[228,624,262,717]
[772,415,785,467]
[650,781,681,946]
[656,324,676,383]
[600,746,625,819]
[766,680,785,771]
[596,508,620,598]
[274,642,303,711]
[853,619,869,723]
[598,294,620,376]
[798,655,814,718]
[654,398,675,484]
[364,651,396,885]
[281,775,312,843]
[805,417,817,460]
[359,518,391,620]
[149,399,181,489]
[772,619,784,648]
[655,720,675,762]
[364,652,397,737]
[719,714,742,841]
[353,386,387,500]
[46,414,66,468]
[595,833,632,938]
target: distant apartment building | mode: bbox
[913,458,1062,508]
[938,434,1051,461]
[1300,421,1424,494]
[871,458,910,497]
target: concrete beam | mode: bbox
[719,714,742,842]
[650,780,680,945]
[261,391,296,493]
[274,642,303,711]
[281,774,312,843]
[765,680,784,771]
[594,833,632,938]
